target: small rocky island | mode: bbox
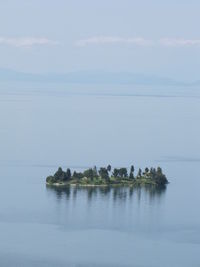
[46,165,168,187]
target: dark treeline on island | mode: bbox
[46,165,168,187]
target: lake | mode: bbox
[0,83,200,266]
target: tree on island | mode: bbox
[112,168,119,178]
[112,168,128,178]
[154,167,168,186]
[107,165,112,172]
[66,168,71,180]
[83,168,95,180]
[99,167,109,181]
[137,168,142,178]
[130,165,134,173]
[129,165,135,179]
[119,168,128,178]
[54,167,66,181]
[73,171,84,179]
[93,166,98,176]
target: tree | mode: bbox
[150,168,156,178]
[93,166,98,176]
[154,167,168,186]
[129,165,135,179]
[129,172,134,179]
[112,168,127,178]
[66,168,71,180]
[137,168,142,178]
[54,167,65,181]
[73,171,83,179]
[130,165,134,173]
[83,168,94,180]
[46,175,56,184]
[157,167,162,174]
[113,168,119,178]
[99,167,109,181]
[54,167,63,178]
[107,165,112,172]
[73,171,77,178]
[119,168,128,178]
[145,167,149,173]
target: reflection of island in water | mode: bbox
[46,185,167,230]
[46,185,167,204]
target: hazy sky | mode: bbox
[0,0,200,80]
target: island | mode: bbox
[46,165,168,187]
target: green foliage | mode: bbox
[99,167,109,180]
[119,168,128,178]
[54,167,63,179]
[153,167,168,186]
[112,168,128,178]
[107,165,112,172]
[112,168,119,178]
[54,167,66,181]
[129,172,134,179]
[66,168,71,180]
[137,168,142,178]
[83,168,96,180]
[130,165,134,173]
[73,171,84,179]
[46,165,168,187]
[93,166,98,176]
[129,165,135,179]
[46,176,56,184]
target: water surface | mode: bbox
[0,84,200,266]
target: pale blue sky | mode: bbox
[0,0,200,80]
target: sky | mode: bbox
[0,0,200,81]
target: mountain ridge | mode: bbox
[0,68,195,86]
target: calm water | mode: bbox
[0,84,200,266]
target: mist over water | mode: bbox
[0,84,200,266]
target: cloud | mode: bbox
[0,37,59,47]
[76,36,200,48]
[76,36,154,47]
[160,38,200,46]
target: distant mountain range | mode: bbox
[0,68,197,86]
